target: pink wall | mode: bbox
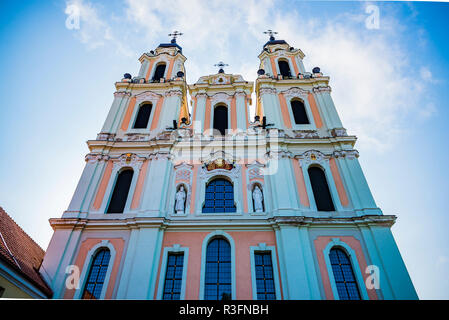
[92,160,113,210]
[153,231,283,300]
[121,97,136,131]
[64,237,126,299]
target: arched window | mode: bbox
[291,99,309,124]
[106,169,133,213]
[202,178,236,213]
[152,63,166,82]
[213,105,228,135]
[329,248,361,300]
[82,248,111,299]
[133,103,152,129]
[278,60,291,78]
[205,238,232,300]
[308,166,335,211]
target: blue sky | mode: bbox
[0,0,448,299]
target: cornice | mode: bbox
[48,214,396,230]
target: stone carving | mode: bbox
[252,185,264,213]
[175,186,186,214]
[210,92,232,105]
[281,87,309,99]
[330,128,348,137]
[134,90,162,105]
[333,150,359,160]
[259,87,277,95]
[297,150,327,167]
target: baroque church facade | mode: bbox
[40,33,417,300]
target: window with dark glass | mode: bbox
[162,253,184,300]
[278,60,291,77]
[291,100,309,124]
[213,105,228,135]
[106,169,133,213]
[254,252,276,300]
[202,178,236,213]
[205,238,232,300]
[133,103,152,129]
[152,63,166,81]
[82,249,111,299]
[329,248,361,300]
[308,167,335,211]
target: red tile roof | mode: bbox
[0,207,52,297]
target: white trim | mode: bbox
[249,243,282,300]
[156,244,189,300]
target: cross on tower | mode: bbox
[168,30,183,43]
[214,61,229,73]
[263,29,278,41]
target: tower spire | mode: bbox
[168,30,183,43]
[214,61,229,74]
[263,29,278,41]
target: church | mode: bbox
[39,32,417,300]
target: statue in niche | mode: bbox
[175,185,186,214]
[252,185,264,213]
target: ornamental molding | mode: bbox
[333,150,359,160]
[114,91,131,98]
[193,92,208,99]
[149,152,173,161]
[259,87,277,95]
[265,150,292,160]
[155,54,171,63]
[165,89,183,97]
[246,161,266,181]
[125,133,149,142]
[330,128,348,137]
[198,163,241,180]
[134,90,162,104]
[201,150,239,165]
[210,92,232,105]
[96,133,116,141]
[113,153,144,171]
[312,86,332,93]
[234,91,247,98]
[284,130,319,139]
[297,150,329,167]
[280,87,310,99]
[212,74,230,85]
[85,153,110,163]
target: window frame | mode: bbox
[211,103,231,136]
[250,243,282,300]
[202,177,237,214]
[106,168,134,214]
[151,62,168,82]
[74,240,116,299]
[132,102,153,130]
[323,238,369,300]
[156,244,189,300]
[199,231,236,300]
[286,97,316,130]
[307,165,336,212]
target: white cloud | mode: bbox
[68,0,434,152]
[65,0,133,57]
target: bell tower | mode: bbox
[188,61,253,135]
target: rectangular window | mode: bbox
[254,252,276,300]
[162,253,184,300]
